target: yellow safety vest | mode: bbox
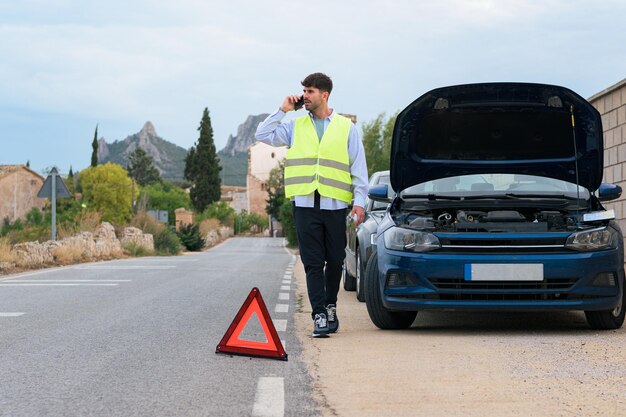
[284,114,353,203]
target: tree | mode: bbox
[80,163,134,224]
[26,160,30,168]
[266,159,285,219]
[68,166,74,178]
[361,112,398,176]
[128,146,160,186]
[184,108,222,212]
[91,124,99,167]
[141,181,191,226]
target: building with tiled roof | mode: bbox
[0,165,46,223]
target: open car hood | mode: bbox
[391,83,603,192]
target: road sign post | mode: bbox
[37,167,71,241]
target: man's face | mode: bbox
[302,86,328,111]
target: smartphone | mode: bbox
[294,95,305,110]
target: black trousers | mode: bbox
[293,203,347,319]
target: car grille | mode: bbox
[428,277,576,290]
[422,277,581,301]
[436,235,569,253]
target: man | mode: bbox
[255,72,368,337]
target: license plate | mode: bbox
[464,264,543,281]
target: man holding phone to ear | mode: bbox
[255,72,368,338]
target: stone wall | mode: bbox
[8,222,153,268]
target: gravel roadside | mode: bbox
[293,258,626,417]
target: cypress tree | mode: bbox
[128,147,160,186]
[91,125,99,167]
[184,108,222,212]
[68,165,74,178]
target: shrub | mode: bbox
[122,241,152,257]
[279,200,297,247]
[178,223,206,251]
[234,211,269,235]
[0,237,17,263]
[141,181,191,226]
[57,210,102,239]
[80,163,134,224]
[131,212,182,256]
[154,227,182,255]
[53,241,87,265]
[199,218,221,237]
[199,201,235,226]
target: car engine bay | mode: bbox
[395,208,583,233]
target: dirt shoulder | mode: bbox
[293,258,626,417]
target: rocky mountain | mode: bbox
[220,114,269,156]
[218,113,269,186]
[96,114,270,185]
[97,122,187,180]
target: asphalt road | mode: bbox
[0,237,318,417]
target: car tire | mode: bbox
[356,249,365,302]
[364,251,417,329]
[584,278,625,330]
[342,260,356,291]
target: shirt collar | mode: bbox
[309,109,335,122]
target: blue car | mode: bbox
[365,82,625,330]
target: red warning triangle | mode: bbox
[216,287,288,361]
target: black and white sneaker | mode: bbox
[312,313,330,338]
[327,304,339,333]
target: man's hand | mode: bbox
[350,205,365,227]
[280,95,302,113]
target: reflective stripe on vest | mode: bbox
[284,114,353,203]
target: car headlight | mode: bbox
[383,227,440,252]
[565,227,618,251]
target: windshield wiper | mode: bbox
[503,193,583,200]
[401,194,463,201]
[402,193,585,201]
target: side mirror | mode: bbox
[368,184,391,203]
[598,183,622,202]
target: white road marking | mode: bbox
[7,280,131,283]
[0,283,118,287]
[282,274,291,279]
[0,313,25,317]
[274,304,289,313]
[252,377,284,417]
[281,340,286,350]
[73,266,175,270]
[278,293,289,300]
[280,285,290,291]
[0,268,68,281]
[273,319,287,332]
[281,280,291,285]
[124,258,199,262]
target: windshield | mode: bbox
[400,174,590,199]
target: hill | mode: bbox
[97,122,187,181]
[217,114,269,186]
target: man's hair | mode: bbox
[301,72,333,94]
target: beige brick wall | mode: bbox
[589,78,626,234]
[247,174,268,216]
[0,166,45,223]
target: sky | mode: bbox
[1,0,625,175]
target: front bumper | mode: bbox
[378,249,624,312]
